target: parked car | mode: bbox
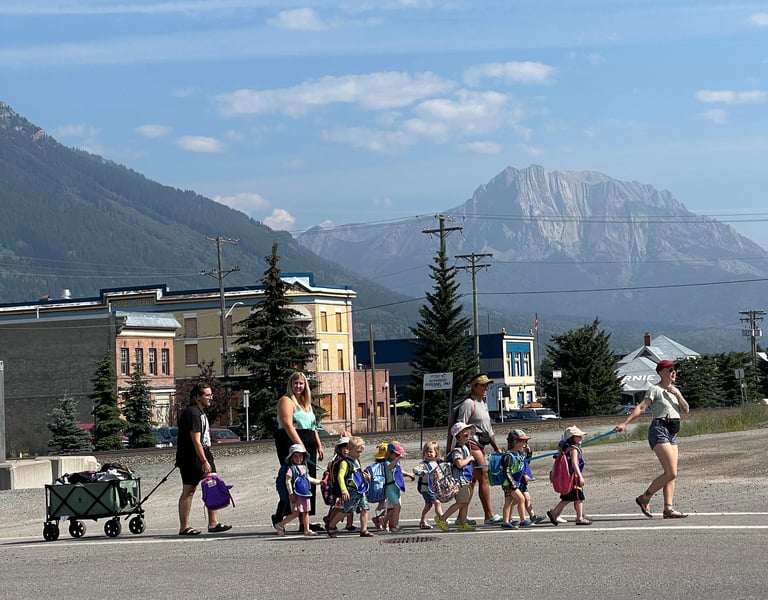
[151,428,173,448]
[210,428,241,444]
[614,404,651,415]
[531,408,559,420]
[496,409,541,423]
[227,424,262,441]
[155,426,178,446]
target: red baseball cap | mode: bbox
[655,359,680,373]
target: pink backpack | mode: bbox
[549,448,576,494]
[201,473,235,511]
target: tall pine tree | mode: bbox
[406,226,477,428]
[90,353,126,451]
[539,318,623,417]
[230,242,317,435]
[122,365,156,448]
[47,393,92,455]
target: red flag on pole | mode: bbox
[534,313,539,335]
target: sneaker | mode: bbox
[501,521,518,529]
[456,522,476,532]
[483,514,503,525]
[433,516,449,532]
[372,516,384,531]
[518,519,533,528]
[532,514,546,524]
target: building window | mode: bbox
[318,394,332,419]
[161,348,170,375]
[184,317,197,338]
[336,393,346,420]
[320,311,328,332]
[514,352,523,377]
[357,402,367,419]
[135,348,144,373]
[322,348,330,371]
[337,348,344,371]
[149,348,157,375]
[185,344,198,366]
[523,352,531,378]
[120,348,129,375]
[335,311,342,332]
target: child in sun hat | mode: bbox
[434,422,476,532]
[276,444,323,537]
[413,441,446,529]
[547,426,592,526]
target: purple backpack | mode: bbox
[201,473,235,511]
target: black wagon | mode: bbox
[42,478,146,541]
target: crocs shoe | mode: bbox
[483,514,503,525]
[518,519,533,528]
[501,521,518,530]
[434,516,449,532]
[456,522,476,532]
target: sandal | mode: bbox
[207,523,232,533]
[419,522,433,529]
[344,525,359,532]
[635,495,653,518]
[303,530,317,536]
[547,510,559,526]
[276,524,286,537]
[663,508,688,519]
[359,530,375,537]
[575,519,592,526]
[327,527,338,538]
[178,527,201,536]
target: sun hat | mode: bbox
[285,443,309,464]
[387,441,407,457]
[470,373,493,386]
[655,359,681,373]
[335,437,350,450]
[373,442,388,460]
[507,429,531,443]
[563,426,586,439]
[450,421,474,438]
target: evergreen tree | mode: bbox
[175,360,231,423]
[714,351,757,405]
[90,353,126,451]
[230,242,317,435]
[122,365,156,448]
[405,234,476,428]
[674,355,724,408]
[539,318,622,417]
[47,393,92,455]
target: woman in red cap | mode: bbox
[615,359,689,519]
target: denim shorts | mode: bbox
[420,490,437,504]
[648,419,678,449]
[342,491,369,514]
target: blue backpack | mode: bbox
[364,462,386,502]
[276,465,312,501]
[201,473,235,511]
[488,452,524,486]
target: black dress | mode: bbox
[273,408,319,521]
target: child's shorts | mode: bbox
[502,484,520,498]
[454,485,471,504]
[420,490,437,504]
[342,491,369,514]
[560,487,585,502]
[385,485,401,507]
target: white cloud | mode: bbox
[323,127,415,153]
[176,135,224,153]
[213,192,270,215]
[700,108,727,124]
[695,90,767,104]
[463,61,556,86]
[264,208,296,231]
[135,124,171,138]
[215,72,455,117]
[267,8,331,31]
[748,13,768,27]
[413,90,510,135]
[459,141,502,154]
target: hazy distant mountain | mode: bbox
[298,165,768,341]
[0,101,419,339]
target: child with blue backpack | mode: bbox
[370,442,389,531]
[500,429,532,529]
[382,441,415,532]
[326,437,374,537]
[434,422,476,532]
[412,441,446,529]
[321,437,357,532]
[276,444,322,537]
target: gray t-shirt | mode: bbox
[645,385,682,420]
[456,397,494,445]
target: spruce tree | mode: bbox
[122,365,156,448]
[230,241,317,435]
[90,353,126,451]
[540,318,623,417]
[47,393,92,455]
[175,360,231,423]
[406,234,476,428]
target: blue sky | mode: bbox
[2,1,768,247]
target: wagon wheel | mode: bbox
[43,522,60,541]
[128,516,146,535]
[104,517,122,538]
[68,520,86,538]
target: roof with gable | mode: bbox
[616,334,700,394]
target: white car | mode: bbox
[531,408,559,420]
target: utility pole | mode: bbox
[202,236,240,379]
[456,252,493,364]
[739,309,765,395]
[422,214,462,260]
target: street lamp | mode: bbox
[552,369,562,421]
[243,390,250,441]
[220,301,244,379]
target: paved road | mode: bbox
[1,429,766,599]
